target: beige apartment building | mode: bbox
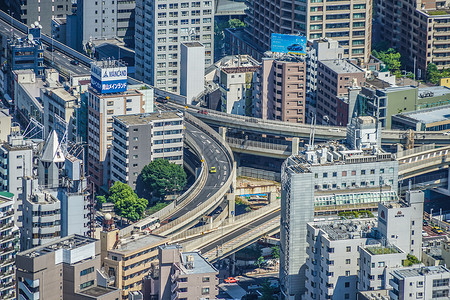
[143,245,219,300]
[377,0,450,75]
[101,228,169,299]
[243,0,372,62]
[316,59,366,126]
[255,55,307,123]
[15,235,121,300]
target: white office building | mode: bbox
[180,42,205,104]
[390,266,450,300]
[20,178,61,250]
[281,117,398,298]
[135,0,214,92]
[111,112,184,189]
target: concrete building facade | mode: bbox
[20,180,61,250]
[144,245,219,300]
[255,56,307,123]
[180,42,205,104]
[0,192,19,300]
[5,0,73,34]
[135,0,214,92]
[316,59,366,126]
[243,0,372,62]
[111,112,184,189]
[376,0,450,74]
[71,0,136,51]
[16,235,121,300]
[281,117,398,298]
[389,266,450,300]
[100,229,169,299]
[87,86,153,190]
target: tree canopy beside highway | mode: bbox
[140,159,187,199]
[108,181,148,222]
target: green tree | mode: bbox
[108,182,148,222]
[260,280,275,300]
[140,159,187,199]
[228,19,246,29]
[271,246,280,260]
[255,256,265,269]
[96,195,107,210]
[372,48,401,73]
[427,63,442,84]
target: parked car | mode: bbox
[224,277,238,283]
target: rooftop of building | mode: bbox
[0,191,14,201]
[380,200,409,210]
[28,191,59,204]
[78,286,119,297]
[19,234,96,258]
[179,251,218,275]
[114,111,182,126]
[365,245,402,255]
[91,59,126,69]
[365,77,393,90]
[182,41,204,48]
[311,218,377,241]
[215,0,247,16]
[418,85,450,98]
[319,59,365,74]
[46,87,77,102]
[112,233,167,255]
[221,66,260,74]
[393,265,450,278]
[286,142,394,174]
[357,289,391,300]
[420,9,450,17]
[394,105,450,125]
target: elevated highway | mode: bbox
[166,102,450,146]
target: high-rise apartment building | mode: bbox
[111,112,184,189]
[69,0,136,51]
[20,181,61,250]
[242,0,372,62]
[280,116,398,298]
[87,61,153,190]
[255,55,307,122]
[0,130,36,222]
[0,192,19,300]
[135,0,214,92]
[5,0,73,34]
[16,235,121,300]
[376,0,450,75]
[316,59,366,126]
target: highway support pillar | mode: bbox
[219,127,227,141]
[227,193,235,222]
[291,137,299,155]
[230,253,236,275]
[268,192,276,204]
[448,168,450,192]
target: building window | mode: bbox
[346,246,351,252]
[80,280,94,290]
[80,267,94,276]
[346,259,351,264]
[202,277,210,282]
[202,288,210,295]
[342,171,347,177]
[345,282,350,288]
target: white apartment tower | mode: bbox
[135,0,214,92]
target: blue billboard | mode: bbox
[271,33,307,56]
[91,63,127,94]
